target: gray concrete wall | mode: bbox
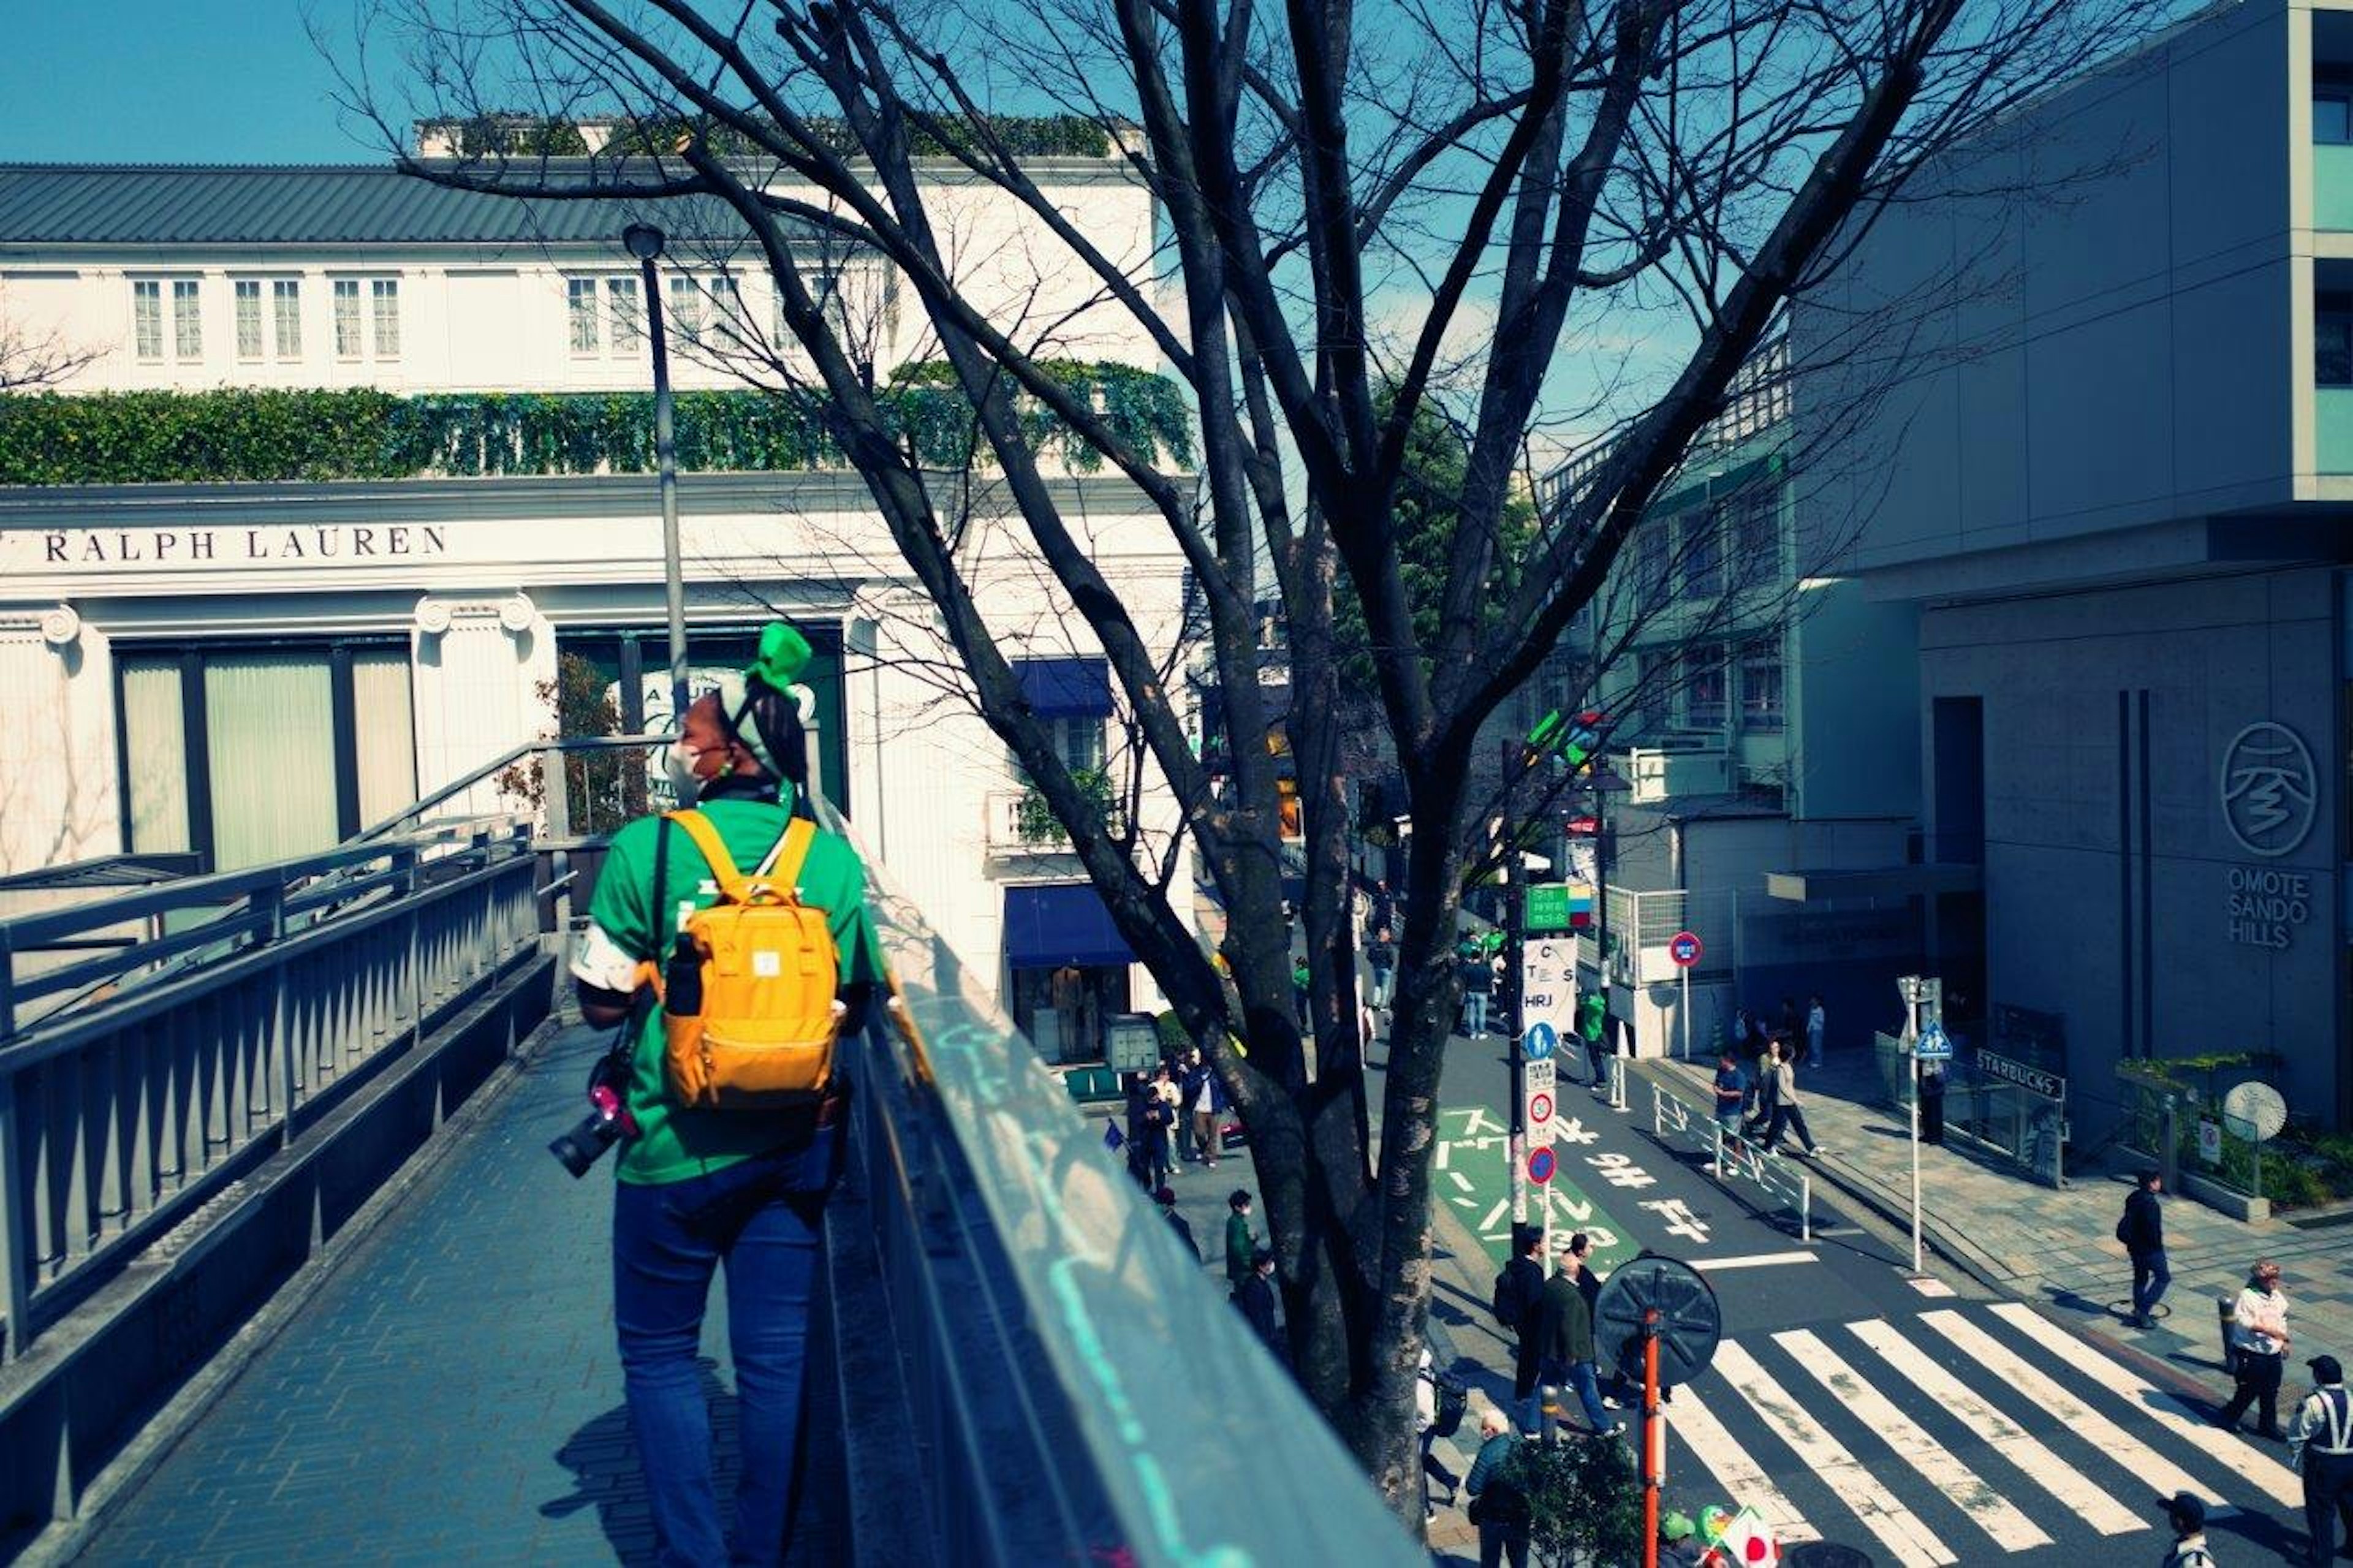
[1919,566,2340,1126]
[1789,581,1922,820]
[1795,0,2299,580]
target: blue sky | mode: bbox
[2,2,366,163]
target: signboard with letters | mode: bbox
[1520,936,1578,1144]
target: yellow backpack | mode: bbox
[659,809,843,1108]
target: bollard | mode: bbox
[2218,1294,2238,1372]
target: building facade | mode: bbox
[0,156,1194,1063]
[1796,0,2352,1128]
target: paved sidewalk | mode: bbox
[1642,1050,2353,1395]
[75,1020,844,1567]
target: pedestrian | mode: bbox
[1415,1347,1463,1523]
[1536,1250,1621,1438]
[1369,878,1397,939]
[1464,1406,1533,1568]
[2155,1491,2218,1567]
[2219,1259,2292,1439]
[1496,1224,1548,1434]
[2116,1169,2169,1330]
[1175,1051,1203,1163]
[1708,1049,1748,1168]
[1292,955,1312,1029]
[567,625,883,1568]
[1806,993,1826,1068]
[1151,1064,1181,1176]
[1154,1186,1199,1261]
[1233,1246,1283,1357]
[1568,1232,1629,1408]
[1740,1039,1778,1140]
[1757,1043,1822,1157]
[2289,1354,2353,1566]
[1458,940,1493,1038]
[1192,1058,1227,1168]
[1777,995,1800,1051]
[1918,1058,1947,1146]
[1224,1189,1257,1285]
[1366,925,1398,1012]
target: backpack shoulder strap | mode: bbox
[665,810,749,901]
[768,816,820,897]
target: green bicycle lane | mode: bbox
[1431,1102,1688,1274]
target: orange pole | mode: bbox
[1643,1308,1661,1568]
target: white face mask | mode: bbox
[664,739,707,805]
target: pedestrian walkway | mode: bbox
[70,1020,844,1567]
[1645,1051,2353,1409]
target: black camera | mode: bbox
[549,1054,639,1178]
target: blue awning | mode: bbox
[1004,883,1136,970]
[1015,656,1112,719]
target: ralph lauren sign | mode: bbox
[31,525,450,565]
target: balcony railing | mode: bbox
[2317,142,2353,230]
[2319,385,2353,473]
[982,789,1127,853]
[1621,744,1735,801]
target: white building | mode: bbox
[0,153,1194,1063]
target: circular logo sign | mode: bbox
[2220,722,2317,858]
[1524,1022,1558,1059]
[1528,1147,1557,1184]
[1669,931,1703,968]
[1528,1091,1554,1125]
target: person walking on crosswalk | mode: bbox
[2119,1168,2170,1330]
[1534,1248,1623,1439]
[2156,1491,2218,1567]
[2287,1353,2353,1566]
[2219,1259,2292,1439]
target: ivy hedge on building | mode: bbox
[0,362,1191,485]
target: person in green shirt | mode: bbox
[1225,1188,1257,1283]
[568,623,882,1567]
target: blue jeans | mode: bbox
[1538,1358,1614,1433]
[1370,964,1394,1009]
[614,1128,841,1567]
[2131,1247,2170,1319]
[1461,992,1488,1036]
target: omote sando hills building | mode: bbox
[1795,0,2353,1137]
[0,129,1195,1065]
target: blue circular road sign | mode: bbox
[1524,1021,1558,1059]
[1528,1147,1558,1184]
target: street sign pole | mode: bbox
[1680,966,1691,1062]
[1910,1050,1923,1274]
[1502,751,1526,1227]
[1667,931,1702,1062]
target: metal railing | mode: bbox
[1650,1080,1812,1240]
[841,827,1417,1566]
[1871,1032,2066,1188]
[0,820,543,1358]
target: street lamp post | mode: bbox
[1586,766,1631,1105]
[623,221,689,729]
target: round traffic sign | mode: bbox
[1528,1091,1554,1125]
[1594,1255,1722,1385]
[1528,1147,1557,1184]
[1669,931,1703,968]
[1524,1021,1558,1059]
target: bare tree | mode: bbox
[0,292,96,392]
[333,0,2170,1516]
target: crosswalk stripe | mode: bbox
[1987,1302,2303,1510]
[1919,1310,2222,1515]
[1713,1341,1955,1567]
[1776,1328,2050,1554]
[1848,1318,2143,1535]
[1660,1381,1821,1547]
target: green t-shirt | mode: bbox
[577,792,885,1186]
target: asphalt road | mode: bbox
[1380,1021,2311,1567]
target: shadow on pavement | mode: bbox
[542,1360,741,1566]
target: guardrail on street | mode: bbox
[1650,1080,1813,1242]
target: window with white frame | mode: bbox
[1680,643,1728,730]
[272,279,301,358]
[607,276,642,349]
[774,263,851,345]
[235,280,264,359]
[172,279,202,360]
[1740,639,1785,729]
[370,278,401,358]
[1680,509,1723,600]
[1733,487,1779,586]
[668,275,703,344]
[567,278,601,355]
[132,279,164,361]
[333,279,363,358]
[1637,523,1670,610]
[1635,648,1670,733]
